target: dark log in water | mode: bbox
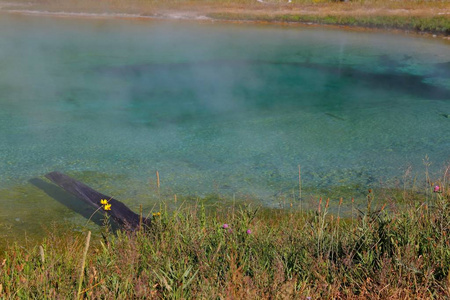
[45,171,150,231]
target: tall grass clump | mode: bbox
[1,166,449,298]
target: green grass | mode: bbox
[208,13,450,35]
[3,0,450,35]
[0,166,449,298]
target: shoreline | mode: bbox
[1,1,449,39]
[1,182,449,298]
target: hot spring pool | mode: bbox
[0,14,449,243]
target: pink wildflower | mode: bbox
[434,185,440,193]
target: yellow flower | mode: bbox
[152,212,161,217]
[100,199,111,211]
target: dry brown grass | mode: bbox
[2,0,449,18]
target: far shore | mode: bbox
[1,0,449,38]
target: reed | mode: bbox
[298,164,302,202]
[156,170,160,190]
[77,231,91,299]
[39,245,45,264]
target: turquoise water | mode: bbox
[0,15,449,241]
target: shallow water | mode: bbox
[0,15,449,244]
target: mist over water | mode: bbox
[0,15,449,240]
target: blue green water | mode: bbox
[0,15,449,241]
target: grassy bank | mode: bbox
[1,167,449,298]
[2,0,450,36]
[208,13,450,36]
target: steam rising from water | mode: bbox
[0,15,449,217]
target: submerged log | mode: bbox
[45,171,150,231]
